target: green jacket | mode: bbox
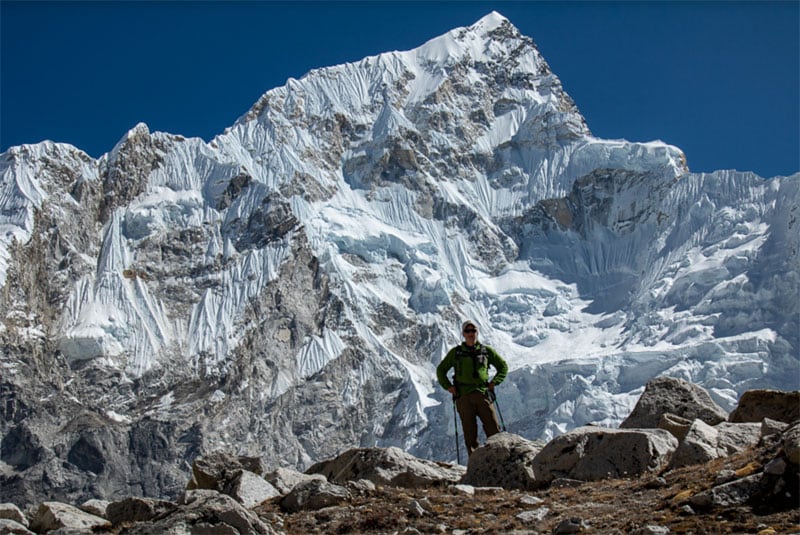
[436,342,508,396]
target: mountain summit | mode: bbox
[1,12,797,504]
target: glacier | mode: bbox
[0,11,797,504]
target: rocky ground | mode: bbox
[256,443,798,534]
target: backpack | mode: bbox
[453,343,489,383]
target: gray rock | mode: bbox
[669,419,721,468]
[515,506,549,522]
[715,422,761,455]
[764,456,787,475]
[307,446,464,488]
[187,452,267,491]
[782,422,800,465]
[620,376,728,429]
[28,502,111,533]
[657,412,693,441]
[532,426,677,486]
[279,479,350,513]
[714,469,737,485]
[670,420,761,469]
[760,418,789,440]
[460,432,541,490]
[631,526,670,534]
[106,496,176,525]
[451,484,475,495]
[264,466,326,494]
[552,517,587,534]
[519,495,544,506]
[126,489,277,535]
[0,518,34,534]
[689,473,763,508]
[223,469,280,508]
[346,479,377,494]
[78,499,109,518]
[0,503,28,527]
[729,390,800,424]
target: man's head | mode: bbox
[461,320,478,345]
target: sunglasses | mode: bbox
[463,328,477,333]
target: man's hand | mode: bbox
[487,382,495,392]
[448,386,457,397]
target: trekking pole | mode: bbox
[452,396,461,465]
[489,389,507,432]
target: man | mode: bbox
[436,319,508,457]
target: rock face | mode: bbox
[0,10,798,508]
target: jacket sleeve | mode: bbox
[487,346,508,385]
[436,349,456,390]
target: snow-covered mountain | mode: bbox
[1,12,797,504]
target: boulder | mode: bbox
[78,498,109,518]
[729,389,800,424]
[106,496,177,525]
[783,423,800,465]
[264,466,326,494]
[306,446,464,488]
[460,432,542,490]
[119,489,277,535]
[715,422,761,455]
[670,420,761,469]
[0,503,28,527]
[29,501,111,533]
[223,469,280,508]
[532,426,678,486]
[689,473,764,508]
[187,451,267,491]
[657,412,693,441]
[669,419,720,469]
[279,479,350,513]
[0,519,34,534]
[620,376,728,429]
[760,418,789,440]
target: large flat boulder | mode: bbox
[620,376,728,429]
[532,426,678,486]
[106,496,177,525]
[306,446,464,488]
[29,501,111,533]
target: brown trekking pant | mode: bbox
[456,390,501,456]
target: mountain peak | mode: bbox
[470,10,511,33]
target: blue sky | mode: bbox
[1,1,798,177]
